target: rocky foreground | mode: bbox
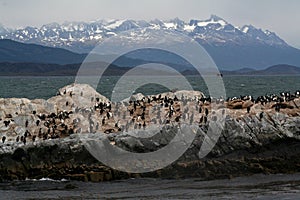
[0,84,300,182]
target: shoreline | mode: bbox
[2,173,300,199]
[0,74,300,77]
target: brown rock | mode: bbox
[271,102,294,109]
[227,100,243,109]
[87,171,105,182]
[66,174,88,182]
[105,171,113,181]
[242,100,254,109]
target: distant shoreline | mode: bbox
[1,62,299,76]
[0,74,300,77]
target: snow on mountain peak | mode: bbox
[197,15,227,27]
[105,19,126,30]
[264,30,272,36]
[163,18,185,29]
[242,26,249,33]
[0,16,288,53]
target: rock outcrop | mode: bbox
[0,84,300,182]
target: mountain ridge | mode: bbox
[0,39,86,64]
[221,64,300,75]
[0,15,289,52]
[1,15,300,70]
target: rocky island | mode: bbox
[0,84,299,182]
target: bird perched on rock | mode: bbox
[115,120,119,128]
[2,136,6,143]
[32,135,37,142]
[275,104,281,112]
[205,108,209,116]
[259,112,264,120]
[203,116,207,124]
[295,91,300,97]
[4,120,10,127]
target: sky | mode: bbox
[0,0,299,48]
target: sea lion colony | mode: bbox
[0,84,299,146]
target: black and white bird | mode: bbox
[2,136,6,143]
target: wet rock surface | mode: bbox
[0,84,300,182]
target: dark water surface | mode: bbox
[0,173,300,199]
[0,75,299,100]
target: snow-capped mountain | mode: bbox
[1,15,300,70]
[0,15,288,53]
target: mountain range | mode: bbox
[1,15,300,70]
[0,39,86,64]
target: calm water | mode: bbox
[0,75,299,100]
[1,173,300,199]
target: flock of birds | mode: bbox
[0,88,299,145]
[229,91,300,105]
[227,91,300,112]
